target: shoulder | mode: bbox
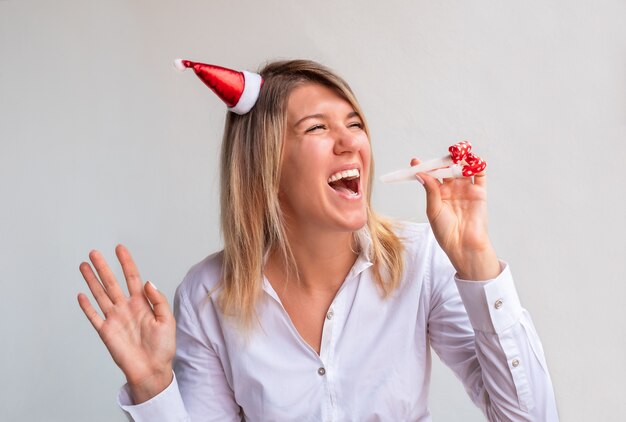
[172,252,228,353]
[174,250,224,311]
[392,220,453,278]
[393,220,431,240]
[392,220,437,257]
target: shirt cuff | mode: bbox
[454,261,523,334]
[118,372,189,422]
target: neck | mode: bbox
[266,223,359,297]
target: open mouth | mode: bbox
[327,168,360,197]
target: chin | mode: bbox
[336,212,368,233]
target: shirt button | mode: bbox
[326,310,334,320]
[494,299,503,309]
[512,359,520,368]
[318,367,326,376]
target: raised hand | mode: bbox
[412,158,501,281]
[77,244,176,404]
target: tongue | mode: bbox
[329,180,356,195]
[334,185,355,195]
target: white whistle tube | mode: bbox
[379,156,453,183]
[425,164,464,179]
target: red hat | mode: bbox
[174,59,263,115]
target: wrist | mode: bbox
[128,365,173,405]
[452,246,501,281]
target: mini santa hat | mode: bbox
[174,59,263,115]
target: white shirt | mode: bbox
[118,222,559,421]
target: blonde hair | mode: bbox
[218,60,404,330]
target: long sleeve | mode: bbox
[427,245,559,421]
[172,283,242,421]
[117,282,241,421]
[118,373,190,421]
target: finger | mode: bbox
[89,250,126,304]
[79,262,114,314]
[473,170,487,188]
[417,172,443,220]
[115,244,144,297]
[77,293,105,332]
[144,281,173,323]
[442,176,456,186]
[442,175,471,186]
[409,158,424,183]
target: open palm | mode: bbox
[77,245,175,402]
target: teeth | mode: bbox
[327,168,360,183]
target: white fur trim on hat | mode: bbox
[228,70,263,115]
[173,59,188,71]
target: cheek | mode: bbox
[362,143,371,163]
[281,152,310,185]
[283,142,329,178]
[279,154,321,200]
[360,139,372,170]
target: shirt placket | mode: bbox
[319,292,341,422]
[319,259,371,422]
[262,257,371,422]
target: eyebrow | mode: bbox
[294,111,361,128]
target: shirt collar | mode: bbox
[346,246,373,281]
[262,254,372,302]
[262,236,374,301]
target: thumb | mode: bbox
[144,281,173,322]
[417,172,442,220]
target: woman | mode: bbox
[77,60,558,421]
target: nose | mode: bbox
[333,125,360,155]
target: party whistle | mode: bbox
[380,141,472,183]
[379,141,485,183]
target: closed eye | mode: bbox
[348,122,364,129]
[305,124,326,133]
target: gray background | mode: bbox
[1,0,625,421]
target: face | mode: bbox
[279,82,371,234]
